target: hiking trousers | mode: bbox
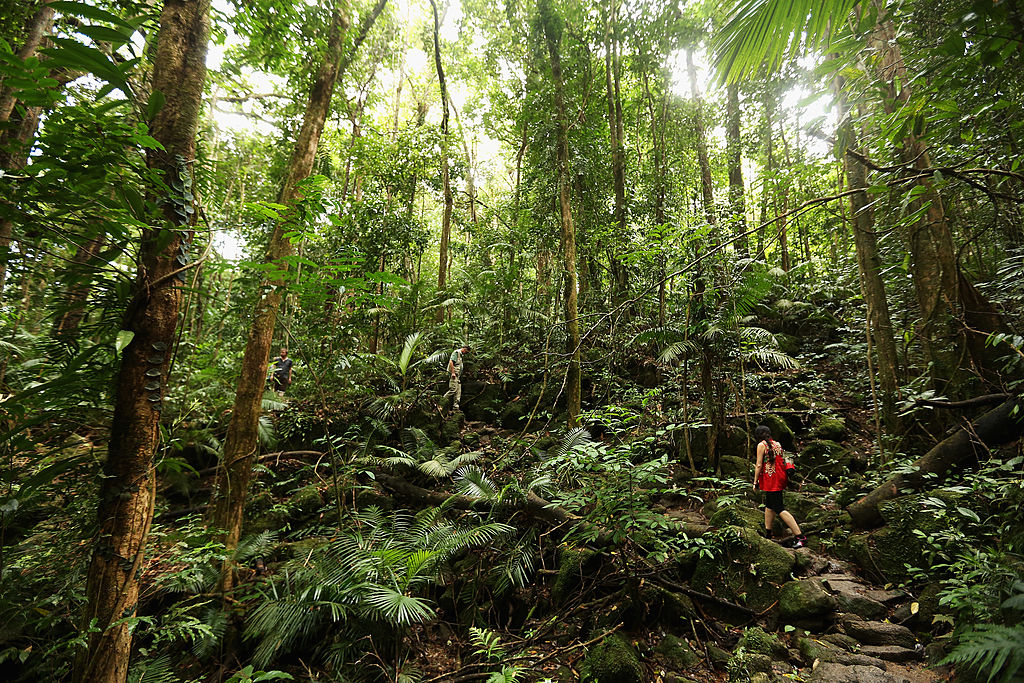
[444,376,461,409]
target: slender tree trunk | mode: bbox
[0,0,56,124]
[604,0,627,304]
[686,50,715,234]
[52,232,107,338]
[868,5,961,393]
[74,3,210,682]
[835,86,901,432]
[211,6,348,593]
[0,104,43,294]
[726,83,747,256]
[540,0,581,426]
[430,0,453,302]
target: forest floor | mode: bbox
[166,403,961,683]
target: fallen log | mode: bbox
[848,396,1024,528]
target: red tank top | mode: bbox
[758,439,788,492]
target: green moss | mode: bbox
[691,526,796,617]
[797,440,851,482]
[655,634,700,670]
[709,503,764,532]
[811,417,847,441]
[760,414,795,451]
[552,546,600,605]
[580,633,644,683]
[738,626,786,657]
[778,578,837,621]
[291,485,323,515]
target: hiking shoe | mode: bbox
[763,528,774,540]
[794,535,807,548]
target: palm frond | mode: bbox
[456,465,499,499]
[398,332,423,375]
[550,427,593,458]
[364,586,435,625]
[712,0,861,83]
[660,339,698,364]
[420,348,450,369]
[257,415,277,448]
[234,530,278,563]
[746,349,800,370]
[630,325,686,347]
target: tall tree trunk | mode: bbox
[868,4,961,394]
[0,0,56,124]
[539,0,581,426]
[211,6,348,593]
[74,2,210,681]
[726,83,747,256]
[430,0,453,303]
[0,105,43,294]
[603,0,627,305]
[686,49,715,234]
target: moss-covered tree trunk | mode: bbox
[540,0,581,426]
[74,2,210,681]
[211,6,348,592]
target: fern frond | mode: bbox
[659,340,697,364]
[364,586,435,625]
[746,349,800,370]
[942,623,1024,683]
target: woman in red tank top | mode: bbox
[753,424,807,547]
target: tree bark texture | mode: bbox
[52,232,107,338]
[686,49,715,234]
[0,104,43,294]
[74,2,210,682]
[848,397,1024,528]
[603,0,627,304]
[430,0,452,297]
[0,0,56,124]
[844,145,900,431]
[539,0,581,426]
[211,6,348,592]
[726,83,747,256]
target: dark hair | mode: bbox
[754,425,772,442]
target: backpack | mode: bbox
[759,439,795,491]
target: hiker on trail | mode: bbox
[444,345,470,412]
[271,347,293,396]
[753,424,807,548]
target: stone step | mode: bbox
[841,615,919,648]
[808,661,913,683]
[859,645,923,663]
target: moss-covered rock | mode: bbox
[811,416,847,441]
[727,651,774,681]
[870,489,983,581]
[291,485,323,515]
[781,491,823,523]
[719,454,751,478]
[709,503,764,532]
[551,546,602,605]
[655,634,700,670]
[778,578,837,623]
[691,526,796,618]
[798,440,851,483]
[738,626,787,658]
[580,633,645,683]
[760,414,795,452]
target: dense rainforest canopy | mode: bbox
[1,0,1023,681]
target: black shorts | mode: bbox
[764,491,785,514]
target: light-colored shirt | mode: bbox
[449,349,464,379]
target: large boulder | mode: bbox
[709,503,764,532]
[779,578,837,624]
[691,527,796,617]
[821,577,888,620]
[552,546,602,606]
[759,414,795,452]
[719,454,750,478]
[798,440,852,483]
[810,416,847,441]
[580,633,645,683]
[840,615,918,648]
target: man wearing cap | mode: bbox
[443,345,470,412]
